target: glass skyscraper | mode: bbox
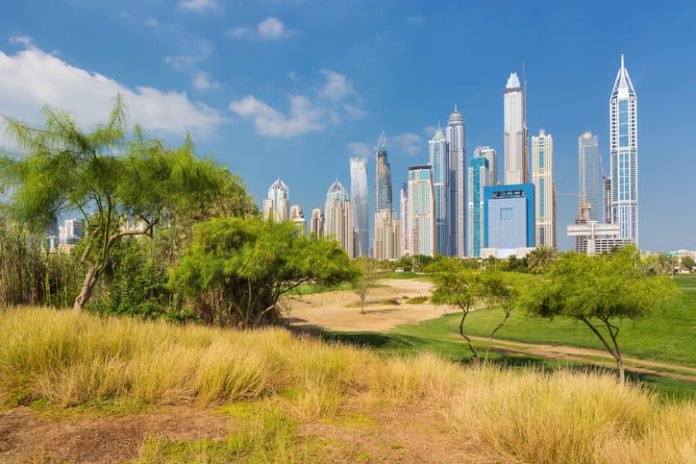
[349,157,369,257]
[609,55,638,244]
[467,156,489,257]
[578,131,603,223]
[473,146,497,186]
[407,166,435,257]
[428,128,449,256]
[375,133,393,212]
[446,106,465,257]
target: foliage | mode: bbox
[682,256,695,272]
[526,245,558,273]
[169,217,358,328]
[520,246,678,382]
[480,271,525,361]
[643,253,679,276]
[352,257,384,314]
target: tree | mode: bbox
[650,253,678,276]
[526,245,558,273]
[480,272,523,362]
[0,98,245,311]
[681,256,694,273]
[520,247,677,382]
[169,217,358,328]
[352,257,383,314]
[428,258,482,363]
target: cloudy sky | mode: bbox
[1,0,695,251]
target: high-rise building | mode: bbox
[310,208,324,239]
[262,179,290,222]
[531,130,556,248]
[578,132,603,223]
[504,72,527,184]
[324,180,355,258]
[473,146,497,186]
[58,218,82,246]
[289,205,306,237]
[609,55,639,244]
[483,184,535,255]
[374,209,401,261]
[602,176,612,224]
[399,182,409,257]
[408,166,435,257]
[446,106,466,257]
[467,156,490,258]
[375,133,393,212]
[567,204,628,255]
[429,128,449,256]
[350,157,369,256]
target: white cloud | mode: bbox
[193,71,220,91]
[177,0,219,12]
[0,47,224,141]
[343,103,366,118]
[144,18,159,27]
[347,142,371,158]
[229,95,325,137]
[318,69,352,101]
[226,26,251,38]
[391,133,423,156]
[258,17,287,40]
[164,40,212,71]
[9,34,33,46]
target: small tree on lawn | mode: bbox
[428,257,483,364]
[520,247,677,383]
[352,257,383,314]
[682,256,695,273]
[481,271,523,363]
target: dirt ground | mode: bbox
[282,278,443,332]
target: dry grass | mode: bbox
[1,307,695,463]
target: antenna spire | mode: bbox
[621,53,625,70]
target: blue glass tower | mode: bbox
[467,156,489,257]
[428,128,449,256]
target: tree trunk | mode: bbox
[459,309,479,364]
[484,309,511,364]
[73,267,98,311]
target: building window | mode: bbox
[500,207,513,220]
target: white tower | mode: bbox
[504,73,526,184]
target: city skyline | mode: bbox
[1,1,694,252]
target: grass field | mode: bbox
[1,307,696,463]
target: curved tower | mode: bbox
[350,157,369,256]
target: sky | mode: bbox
[1,0,694,252]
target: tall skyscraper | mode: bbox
[374,210,401,261]
[262,179,290,222]
[324,180,355,258]
[375,132,393,212]
[310,208,324,239]
[429,128,449,256]
[531,130,556,247]
[349,157,369,257]
[504,72,527,184]
[289,205,306,236]
[578,132,603,223]
[467,156,490,257]
[408,166,435,257]
[473,146,497,186]
[609,55,638,244]
[399,182,409,257]
[446,106,466,257]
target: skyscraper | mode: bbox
[504,72,527,184]
[289,205,306,236]
[310,208,324,239]
[375,133,393,212]
[467,156,489,257]
[609,55,638,244]
[349,157,369,257]
[262,179,290,222]
[428,127,449,256]
[399,182,409,257]
[473,146,497,186]
[408,166,435,257]
[578,132,603,223]
[374,209,400,261]
[531,130,556,247]
[602,176,612,224]
[446,106,465,257]
[324,180,355,258]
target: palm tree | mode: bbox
[527,246,558,273]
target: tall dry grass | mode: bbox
[1,307,694,463]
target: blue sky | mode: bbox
[1,0,694,252]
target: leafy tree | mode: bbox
[520,247,677,382]
[506,255,528,273]
[682,256,695,272]
[480,272,523,362]
[428,257,483,363]
[0,98,246,311]
[394,256,413,272]
[649,253,679,276]
[526,245,558,273]
[169,217,358,328]
[352,257,383,314]
[411,254,434,272]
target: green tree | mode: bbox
[169,217,358,328]
[480,272,523,362]
[521,247,677,382]
[0,98,245,311]
[428,257,482,363]
[682,256,695,272]
[352,257,383,314]
[526,245,558,273]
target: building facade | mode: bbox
[429,128,450,256]
[504,73,527,184]
[473,146,497,186]
[349,157,369,257]
[484,184,535,251]
[408,166,436,257]
[309,208,324,239]
[399,182,409,257]
[446,106,465,257]
[262,179,290,222]
[374,209,401,261]
[289,205,306,237]
[531,129,556,248]
[375,133,393,212]
[324,180,355,258]
[467,156,489,257]
[578,131,603,223]
[609,55,639,244]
